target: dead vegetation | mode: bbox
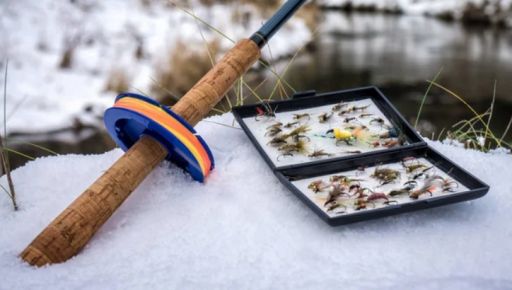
[151,40,220,104]
[104,68,131,94]
[296,2,322,33]
[320,0,511,27]
[428,1,511,27]
[199,0,280,11]
[147,0,282,16]
[59,34,81,69]
[0,135,17,211]
[1,61,17,211]
[460,1,511,27]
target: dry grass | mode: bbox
[1,60,17,211]
[1,61,60,211]
[151,40,220,105]
[59,48,74,69]
[139,0,154,7]
[156,0,316,114]
[461,1,510,27]
[198,0,280,11]
[434,81,511,152]
[104,68,131,94]
[200,0,319,24]
[58,34,80,69]
[0,135,17,211]
[296,2,322,33]
[242,0,280,16]
[416,78,511,152]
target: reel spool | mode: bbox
[104,93,214,182]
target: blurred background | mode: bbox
[1,0,511,170]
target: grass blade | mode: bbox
[414,67,443,129]
[1,60,18,210]
[429,80,502,148]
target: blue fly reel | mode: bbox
[104,93,214,182]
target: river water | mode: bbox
[277,11,512,139]
[6,11,512,170]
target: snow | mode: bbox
[1,113,512,289]
[1,0,509,136]
[0,0,311,134]
[320,0,512,18]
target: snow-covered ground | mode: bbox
[1,113,511,290]
[320,0,512,18]
[0,0,311,134]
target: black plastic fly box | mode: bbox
[232,86,489,226]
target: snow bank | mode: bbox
[0,0,310,134]
[320,0,512,18]
[1,113,511,290]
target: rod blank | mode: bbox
[250,0,308,47]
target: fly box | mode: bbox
[232,86,489,225]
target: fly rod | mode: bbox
[20,0,308,267]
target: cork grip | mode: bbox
[20,39,261,266]
[172,39,261,126]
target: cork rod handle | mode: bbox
[20,39,261,267]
